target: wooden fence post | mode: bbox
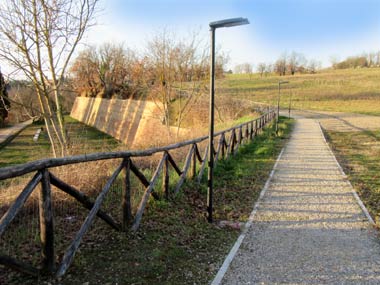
[191,144,197,179]
[39,169,55,273]
[163,151,170,200]
[234,127,243,155]
[122,158,132,231]
[221,134,226,158]
[226,130,235,159]
[250,121,254,140]
[230,129,236,154]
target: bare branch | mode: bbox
[0,0,99,157]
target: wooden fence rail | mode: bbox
[0,110,276,278]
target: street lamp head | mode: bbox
[209,17,249,29]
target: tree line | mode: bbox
[70,33,226,100]
[234,51,321,77]
[69,31,227,129]
[331,51,380,69]
[234,50,380,77]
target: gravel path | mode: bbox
[215,118,380,284]
[288,110,380,132]
[0,119,33,145]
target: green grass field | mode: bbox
[0,116,122,168]
[218,68,380,115]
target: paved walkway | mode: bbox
[214,118,380,284]
[0,119,33,145]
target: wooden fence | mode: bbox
[0,110,276,278]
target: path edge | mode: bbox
[0,119,33,148]
[317,122,375,225]
[210,147,285,285]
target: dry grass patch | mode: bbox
[219,68,380,116]
[324,129,380,223]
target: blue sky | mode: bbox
[85,0,380,68]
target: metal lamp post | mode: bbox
[207,17,249,223]
[275,80,289,135]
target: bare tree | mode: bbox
[287,51,306,75]
[144,29,209,134]
[97,43,136,98]
[0,0,98,157]
[287,52,296,75]
[215,51,229,78]
[367,52,376,67]
[307,59,321,74]
[242,63,253,79]
[376,51,380,66]
[7,80,40,122]
[144,29,176,128]
[234,62,253,78]
[242,63,252,74]
[70,47,100,97]
[257,62,266,77]
[274,53,287,76]
[265,63,272,76]
[71,43,142,98]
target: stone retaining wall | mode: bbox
[70,97,171,148]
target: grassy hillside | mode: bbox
[218,68,380,115]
